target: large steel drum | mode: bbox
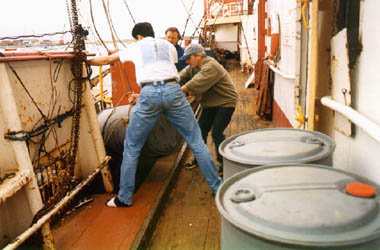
[216,164,380,250]
[219,128,336,179]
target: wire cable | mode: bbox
[122,0,136,24]
[0,31,71,41]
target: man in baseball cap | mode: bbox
[179,43,205,62]
[179,43,237,176]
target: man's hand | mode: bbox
[108,50,118,55]
[181,85,189,95]
[128,93,140,104]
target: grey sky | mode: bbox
[1,0,203,40]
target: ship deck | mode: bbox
[50,59,273,250]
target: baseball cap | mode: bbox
[179,44,205,61]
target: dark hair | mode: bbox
[132,22,155,39]
[165,27,182,40]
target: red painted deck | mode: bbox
[53,148,184,250]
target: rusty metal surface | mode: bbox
[0,169,31,204]
[4,157,110,250]
[0,54,75,62]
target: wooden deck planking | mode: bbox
[147,153,220,250]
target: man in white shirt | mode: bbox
[88,22,221,207]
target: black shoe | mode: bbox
[185,159,198,170]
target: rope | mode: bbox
[0,52,47,119]
[189,18,204,41]
[4,109,74,141]
[101,0,118,50]
[107,0,127,48]
[89,0,109,52]
[102,0,134,98]
[181,0,202,38]
[180,0,195,46]
[99,65,113,103]
[122,0,136,24]
[41,52,58,121]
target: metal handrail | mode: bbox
[268,61,296,80]
[321,96,380,144]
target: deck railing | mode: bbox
[321,96,380,144]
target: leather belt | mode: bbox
[140,78,178,88]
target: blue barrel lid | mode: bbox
[219,128,335,165]
[216,164,380,247]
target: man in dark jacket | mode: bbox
[165,27,187,72]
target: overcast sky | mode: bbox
[0,0,203,40]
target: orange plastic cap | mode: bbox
[345,182,377,198]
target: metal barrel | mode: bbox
[219,128,336,179]
[216,164,380,250]
[98,104,181,157]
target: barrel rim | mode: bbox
[219,128,336,165]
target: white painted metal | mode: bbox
[215,24,239,52]
[331,28,352,136]
[270,0,380,185]
[268,0,301,127]
[239,15,258,69]
[322,0,380,185]
[244,72,255,88]
[0,57,111,247]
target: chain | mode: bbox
[68,0,86,183]
[66,0,74,34]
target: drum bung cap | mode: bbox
[345,182,376,197]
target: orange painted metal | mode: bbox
[203,0,208,42]
[213,0,239,3]
[110,61,140,107]
[257,0,267,60]
[184,40,192,47]
[273,100,293,128]
[0,51,75,62]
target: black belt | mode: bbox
[140,78,178,88]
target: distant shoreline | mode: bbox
[0,36,199,49]
[87,36,199,45]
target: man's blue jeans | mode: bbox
[117,83,222,205]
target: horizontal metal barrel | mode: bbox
[98,104,182,157]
